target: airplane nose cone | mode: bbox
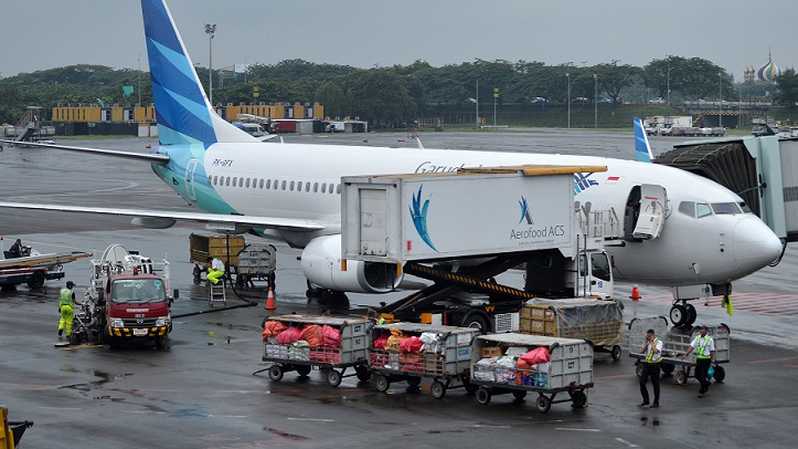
[734,216,783,274]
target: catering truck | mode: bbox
[86,244,177,349]
[339,165,621,332]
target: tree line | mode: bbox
[1,56,796,127]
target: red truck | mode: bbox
[102,272,174,350]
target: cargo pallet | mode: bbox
[368,323,479,399]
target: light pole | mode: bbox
[718,71,723,128]
[205,23,216,105]
[566,72,571,129]
[475,80,479,127]
[666,66,672,106]
[493,87,499,127]
[593,73,598,129]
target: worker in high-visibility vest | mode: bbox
[639,328,663,408]
[683,324,716,397]
[57,281,81,342]
[207,257,225,285]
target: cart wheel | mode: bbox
[268,365,284,382]
[713,365,726,383]
[326,369,343,387]
[464,382,478,395]
[661,363,675,376]
[536,394,553,414]
[431,381,446,400]
[407,377,422,388]
[475,387,492,405]
[674,369,688,385]
[512,390,527,401]
[571,391,588,408]
[296,365,311,378]
[670,304,688,327]
[634,362,644,378]
[355,365,370,382]
[611,345,622,362]
[373,374,390,393]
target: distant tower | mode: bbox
[744,65,755,83]
[757,49,781,83]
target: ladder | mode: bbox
[209,283,226,306]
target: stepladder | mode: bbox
[209,282,226,306]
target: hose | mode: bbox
[171,280,261,319]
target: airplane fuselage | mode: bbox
[152,141,782,287]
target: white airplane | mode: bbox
[0,0,783,326]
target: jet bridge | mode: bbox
[657,136,798,243]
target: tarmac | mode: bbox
[1,130,797,449]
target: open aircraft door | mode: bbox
[625,184,668,240]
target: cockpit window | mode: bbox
[711,202,742,215]
[696,203,713,218]
[678,201,696,218]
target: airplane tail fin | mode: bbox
[633,117,654,162]
[140,0,256,147]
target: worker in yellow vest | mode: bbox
[639,328,662,408]
[684,325,716,397]
[57,281,81,342]
[207,257,225,285]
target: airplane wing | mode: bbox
[0,201,325,232]
[0,139,170,164]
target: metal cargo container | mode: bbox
[369,322,480,399]
[470,333,593,411]
[342,165,605,263]
[260,314,371,387]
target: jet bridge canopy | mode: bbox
[656,136,798,242]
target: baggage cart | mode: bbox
[470,333,594,413]
[624,316,730,385]
[520,298,624,361]
[368,323,480,399]
[259,315,370,387]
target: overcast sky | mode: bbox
[1,0,795,78]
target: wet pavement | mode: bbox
[1,131,797,448]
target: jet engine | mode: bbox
[300,234,401,293]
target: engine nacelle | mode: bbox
[300,234,401,293]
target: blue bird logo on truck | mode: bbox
[409,185,438,251]
[518,195,534,225]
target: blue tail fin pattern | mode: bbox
[633,117,654,162]
[141,0,254,147]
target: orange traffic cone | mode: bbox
[265,287,277,311]
[630,285,641,302]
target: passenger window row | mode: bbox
[208,175,341,194]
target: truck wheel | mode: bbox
[296,365,311,378]
[611,345,622,362]
[475,387,491,405]
[536,394,552,413]
[430,381,446,399]
[26,271,46,289]
[461,312,491,334]
[154,336,170,351]
[268,365,284,382]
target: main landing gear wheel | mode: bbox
[268,365,284,382]
[536,394,552,414]
[670,304,688,327]
[475,387,492,405]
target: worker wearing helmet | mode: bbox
[57,281,81,342]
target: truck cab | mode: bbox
[104,273,173,349]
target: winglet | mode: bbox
[633,117,654,162]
